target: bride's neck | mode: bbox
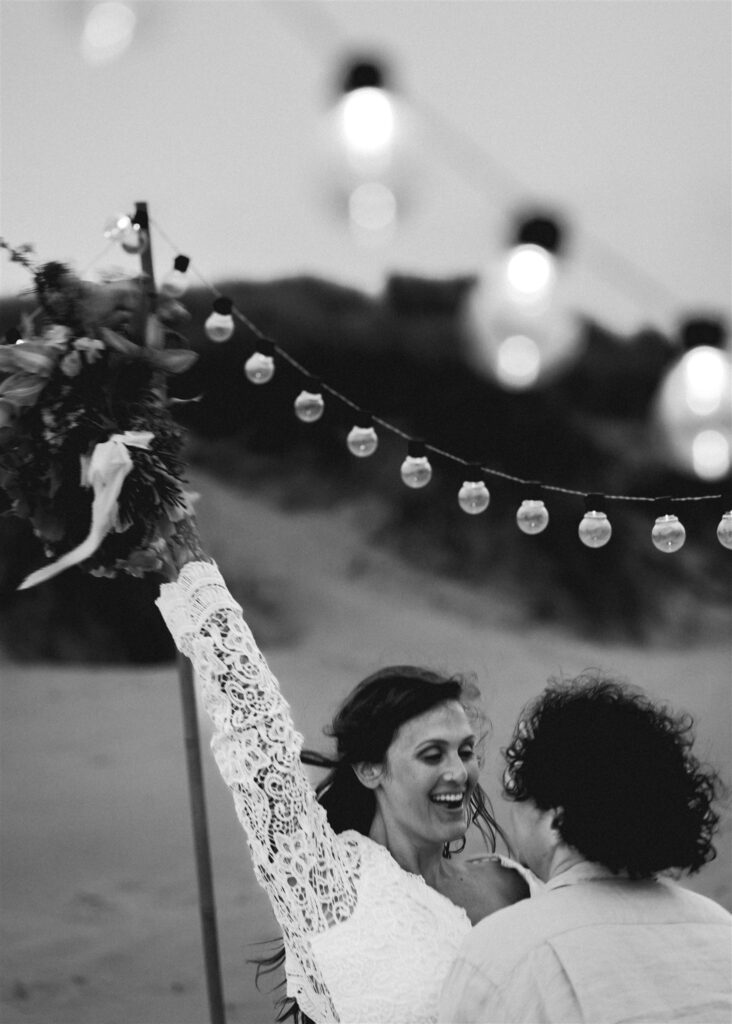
[369,814,447,881]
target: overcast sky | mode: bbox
[1,0,730,337]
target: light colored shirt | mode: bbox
[439,860,732,1023]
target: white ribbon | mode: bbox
[18,431,154,590]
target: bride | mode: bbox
[156,524,532,1023]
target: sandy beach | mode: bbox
[2,473,730,1024]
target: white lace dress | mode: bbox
[156,561,477,1023]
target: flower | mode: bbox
[43,325,72,351]
[0,254,200,585]
[73,337,106,363]
[60,350,82,377]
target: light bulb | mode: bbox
[579,509,612,548]
[244,351,275,385]
[495,335,542,390]
[205,298,234,343]
[348,182,398,237]
[82,2,136,65]
[400,441,432,488]
[651,514,686,553]
[458,479,490,515]
[103,213,132,241]
[516,499,549,534]
[717,511,732,549]
[505,244,556,303]
[120,222,147,255]
[691,430,730,480]
[347,418,378,457]
[294,388,324,422]
[340,86,395,162]
[160,255,190,298]
[654,321,732,481]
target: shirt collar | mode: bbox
[545,859,625,891]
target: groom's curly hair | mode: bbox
[502,672,723,879]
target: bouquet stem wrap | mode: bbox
[18,431,154,590]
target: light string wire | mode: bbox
[149,216,725,509]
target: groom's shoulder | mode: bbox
[459,881,577,968]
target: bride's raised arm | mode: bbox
[156,553,358,1022]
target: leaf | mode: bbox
[100,327,143,358]
[0,343,53,374]
[149,350,198,374]
[0,372,48,406]
[145,314,165,351]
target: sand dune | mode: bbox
[2,472,729,1023]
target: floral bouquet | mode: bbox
[0,243,200,587]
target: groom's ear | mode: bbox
[352,762,384,790]
[549,807,565,834]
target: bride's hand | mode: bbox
[160,514,212,580]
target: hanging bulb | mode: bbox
[160,255,190,298]
[81,2,137,66]
[516,498,549,535]
[458,468,490,514]
[579,495,612,548]
[294,375,324,422]
[120,221,147,255]
[654,318,732,481]
[400,440,432,489]
[336,60,396,176]
[717,510,732,549]
[651,513,686,553]
[323,55,418,239]
[347,413,379,457]
[244,338,276,385]
[103,212,133,241]
[205,297,235,343]
[463,211,581,391]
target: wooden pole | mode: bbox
[177,652,228,1024]
[134,202,227,1024]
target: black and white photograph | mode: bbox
[1,2,730,1023]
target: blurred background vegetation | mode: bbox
[1,275,729,663]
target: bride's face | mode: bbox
[370,700,480,847]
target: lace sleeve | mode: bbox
[156,561,358,1016]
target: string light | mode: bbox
[323,56,415,240]
[458,468,491,515]
[347,413,379,457]
[102,208,148,255]
[338,61,396,173]
[464,212,582,390]
[133,214,728,552]
[400,440,432,488]
[651,512,686,554]
[516,496,549,535]
[204,297,235,343]
[103,213,133,242]
[244,339,276,385]
[578,494,612,548]
[81,2,136,66]
[294,374,325,422]
[160,255,191,298]
[654,319,732,481]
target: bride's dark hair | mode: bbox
[253,665,509,1023]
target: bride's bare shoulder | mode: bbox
[465,854,531,905]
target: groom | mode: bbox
[439,674,732,1023]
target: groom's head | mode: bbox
[501,673,721,882]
